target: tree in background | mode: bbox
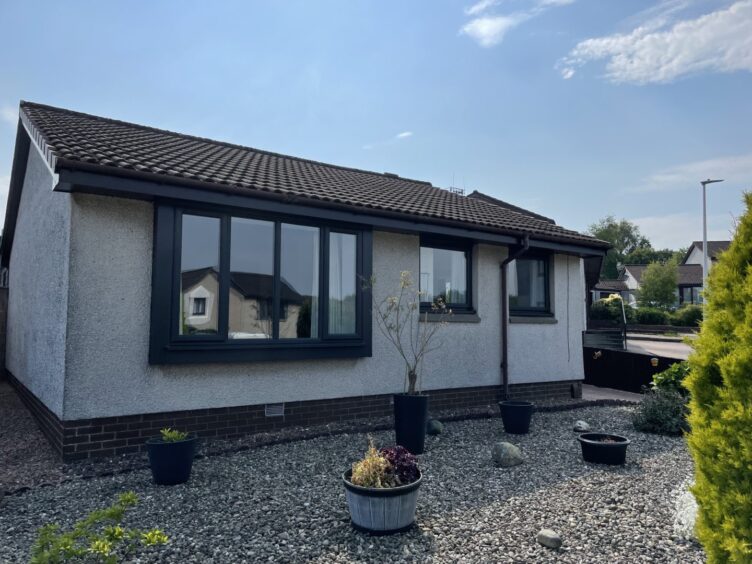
[685,193,750,562]
[588,216,651,278]
[637,259,678,309]
[623,246,687,266]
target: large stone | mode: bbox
[536,528,562,549]
[574,420,591,433]
[491,442,523,467]
[426,419,444,435]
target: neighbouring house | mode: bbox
[591,239,729,307]
[1,102,609,460]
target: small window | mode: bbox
[419,242,472,311]
[509,256,550,315]
[192,297,207,316]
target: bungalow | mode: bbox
[1,102,609,460]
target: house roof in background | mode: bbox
[593,279,628,292]
[181,268,304,303]
[466,190,555,224]
[623,263,703,286]
[16,101,609,250]
[682,240,730,264]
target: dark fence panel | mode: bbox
[583,347,681,393]
[583,329,626,350]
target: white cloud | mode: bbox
[630,152,752,193]
[631,212,735,249]
[461,15,524,47]
[1,106,17,127]
[461,0,575,47]
[465,0,500,16]
[363,131,414,150]
[559,1,752,83]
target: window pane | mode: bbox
[281,224,319,338]
[509,258,547,310]
[180,215,220,335]
[229,218,275,339]
[329,232,357,334]
[420,247,467,304]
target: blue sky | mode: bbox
[1,0,750,248]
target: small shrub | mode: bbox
[159,428,188,442]
[632,388,688,435]
[671,304,703,327]
[651,361,690,397]
[350,439,392,488]
[31,492,168,563]
[635,307,670,325]
[350,438,420,488]
[590,294,634,323]
[379,446,419,486]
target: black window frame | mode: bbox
[418,238,474,314]
[509,253,552,317]
[150,203,372,364]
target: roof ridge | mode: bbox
[19,100,435,187]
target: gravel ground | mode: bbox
[0,378,603,495]
[0,381,64,492]
[0,405,702,563]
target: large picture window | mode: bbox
[151,205,372,363]
[419,241,473,312]
[509,256,550,315]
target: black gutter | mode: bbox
[500,235,530,400]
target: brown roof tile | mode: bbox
[19,101,608,248]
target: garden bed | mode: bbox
[0,405,702,563]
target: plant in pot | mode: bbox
[577,433,630,465]
[370,271,451,454]
[146,428,197,485]
[343,439,422,534]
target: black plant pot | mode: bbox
[578,433,630,465]
[146,436,197,485]
[499,401,534,434]
[394,394,428,455]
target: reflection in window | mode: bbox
[420,246,468,306]
[228,218,275,339]
[281,224,319,338]
[509,257,549,312]
[180,215,220,335]
[192,297,206,316]
[329,232,357,334]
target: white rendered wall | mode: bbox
[507,253,586,384]
[6,149,71,418]
[62,194,515,419]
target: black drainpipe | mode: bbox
[500,235,530,400]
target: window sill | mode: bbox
[509,315,558,325]
[150,340,372,364]
[420,312,481,323]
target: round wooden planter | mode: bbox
[342,470,422,534]
[578,433,630,465]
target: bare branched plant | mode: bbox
[367,271,452,395]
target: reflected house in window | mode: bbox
[180,268,305,339]
[2,102,614,461]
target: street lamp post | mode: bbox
[700,178,724,286]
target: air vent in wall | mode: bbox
[265,403,285,417]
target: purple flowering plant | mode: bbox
[379,445,420,486]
